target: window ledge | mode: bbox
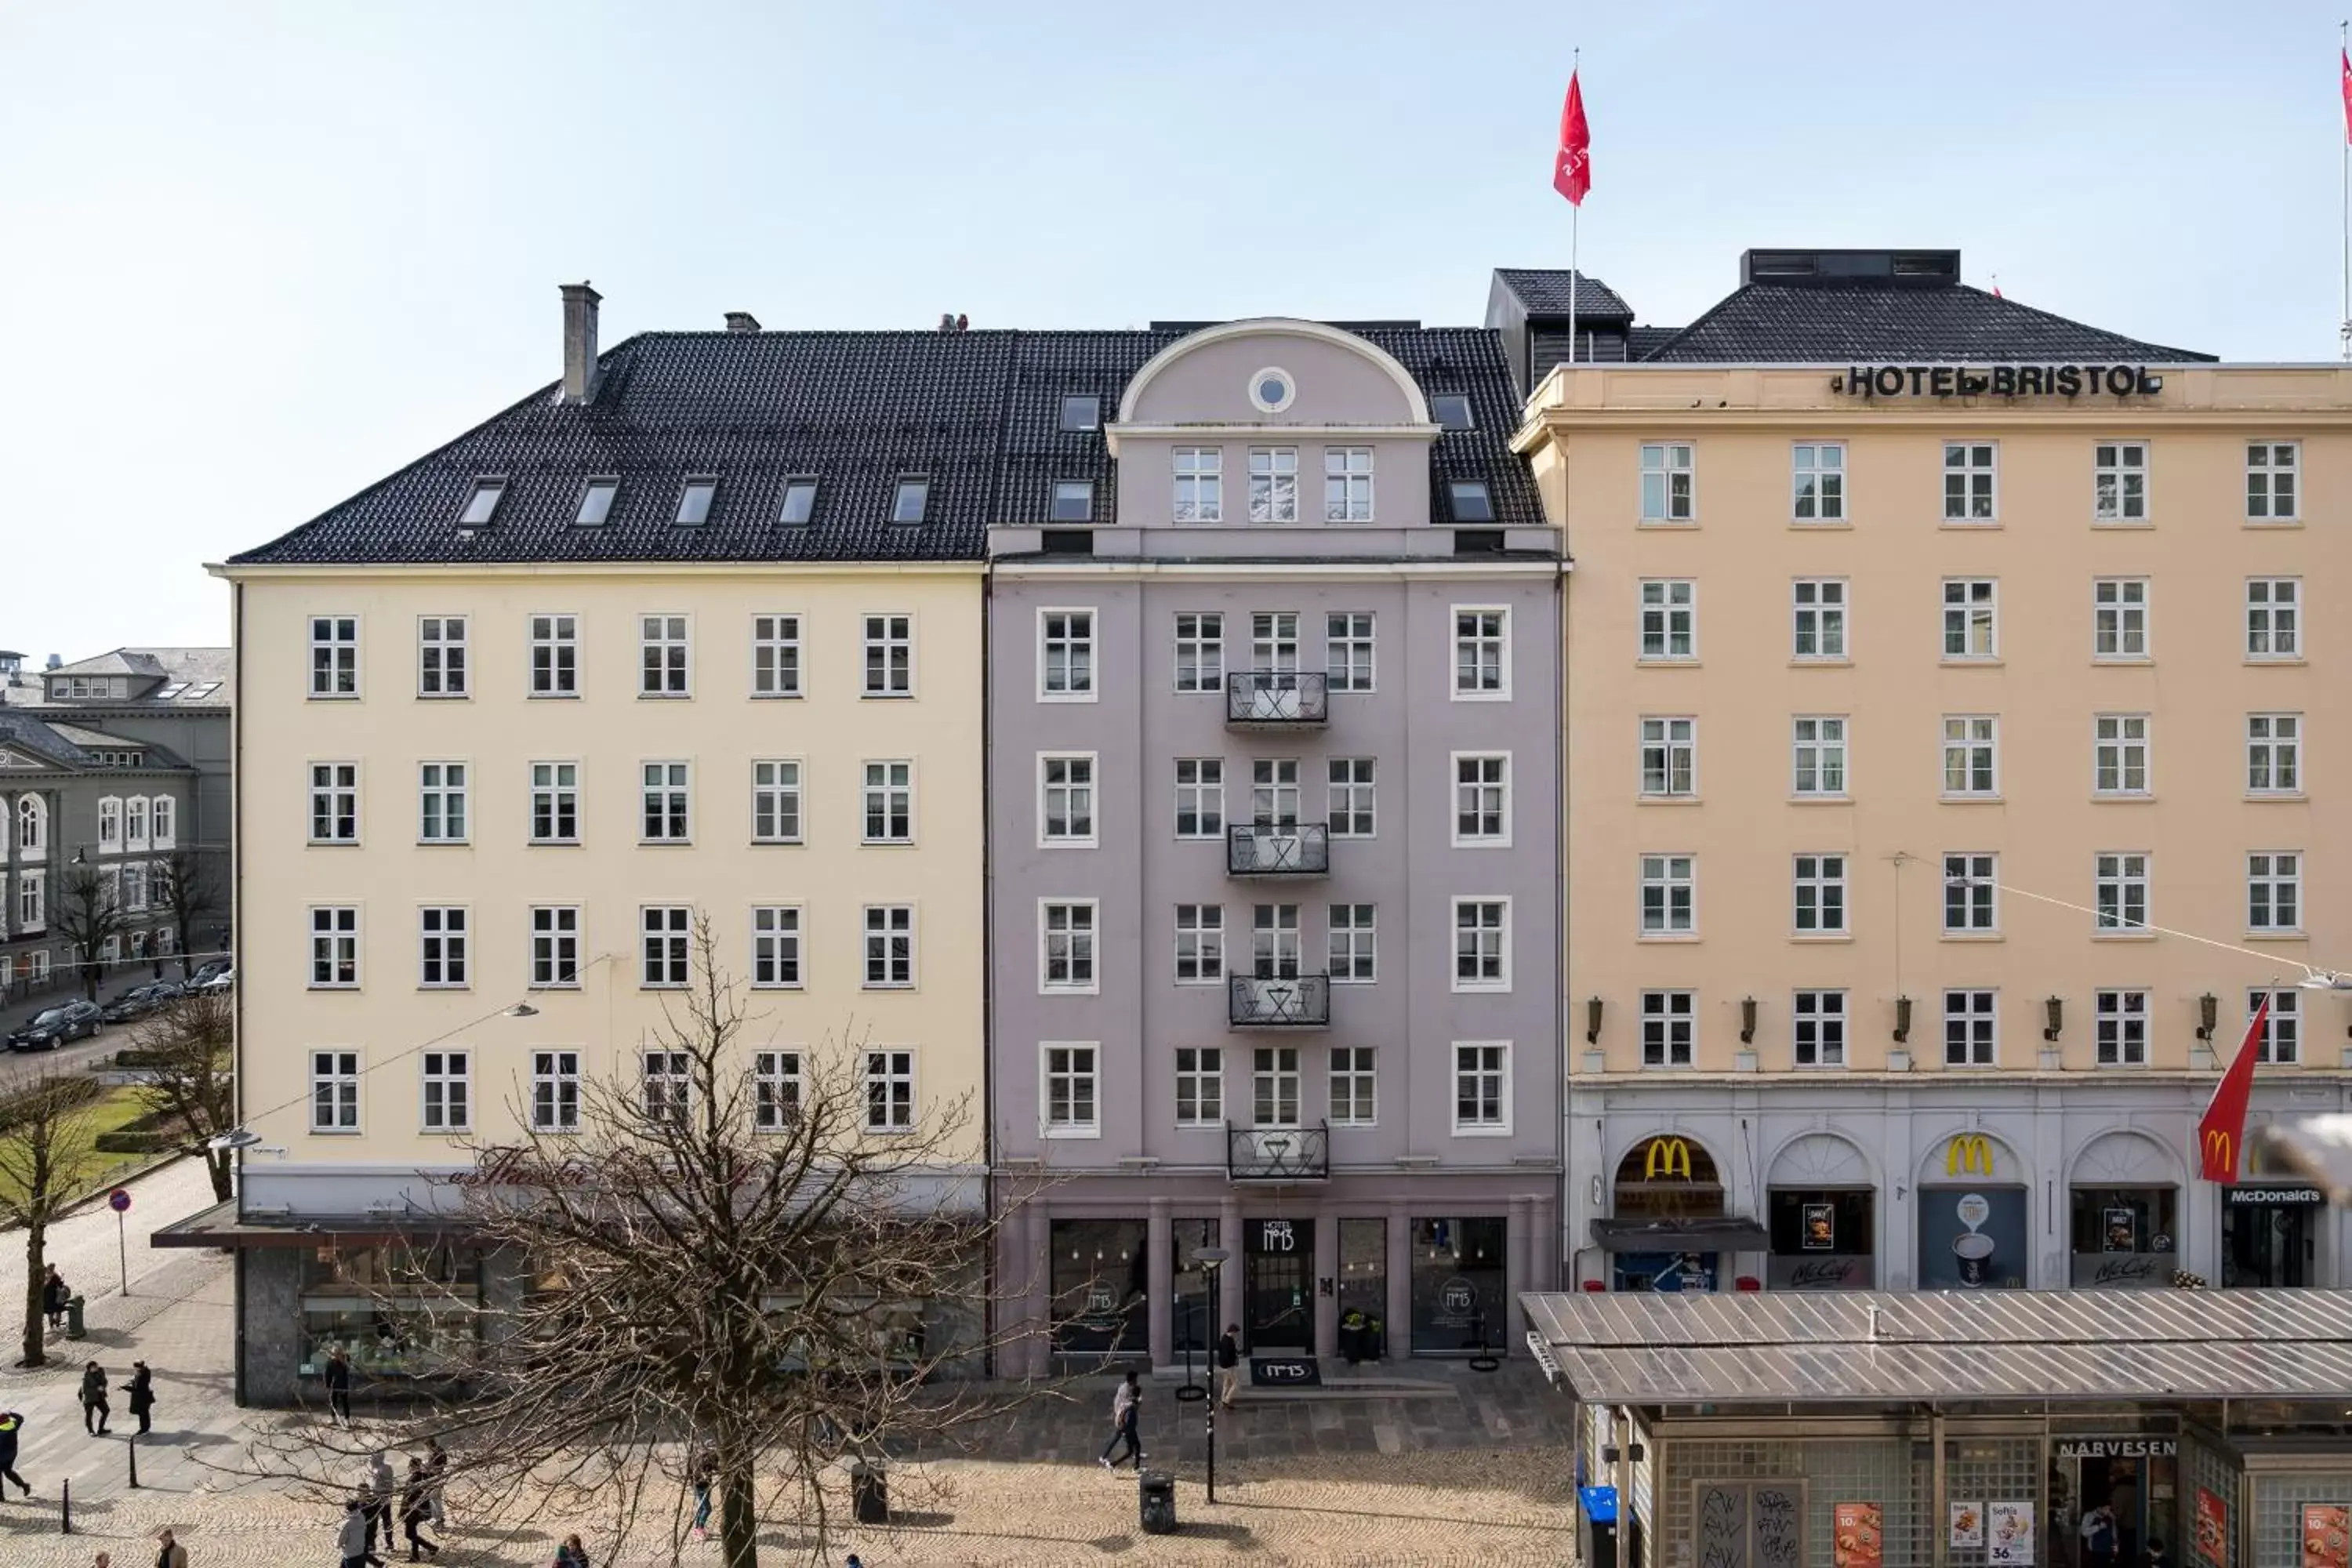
[2090,793,2156,804]
[2241,931,2309,943]
[414,694,471,702]
[2246,657,2307,668]
[1788,794,1852,806]
[637,840,697,848]
[2091,658,2154,668]
[1790,658,1853,669]
[1938,521,2003,531]
[527,693,583,701]
[1042,1127,1102,1140]
[636,694,695,702]
[1636,933,1701,944]
[1940,932,2005,943]
[1939,795,2005,805]
[1635,659,1702,669]
[1637,795,1704,807]
[2243,519,2305,529]
[2245,793,2308,804]
[1450,1125,1515,1138]
[2091,520,2155,530]
[1790,933,1855,943]
[2092,931,2159,942]
[1788,521,1853,531]
[749,840,807,849]
[1940,658,2005,669]
[1635,520,1700,530]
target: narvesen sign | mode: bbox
[1834,365,2166,399]
[2054,1438,2178,1460]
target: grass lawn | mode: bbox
[0,1083,154,1212]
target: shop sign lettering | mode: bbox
[1835,364,2165,398]
[2226,1185,2325,1207]
[1787,1257,1861,1290]
[1255,1219,1298,1251]
[442,1145,594,1189]
[2054,1437,2176,1460]
[2091,1255,2164,1287]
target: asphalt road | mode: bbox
[0,1003,142,1096]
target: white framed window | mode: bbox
[1639,579,1696,661]
[641,1050,692,1123]
[1453,608,1508,699]
[1453,753,1510,846]
[862,760,913,844]
[891,477,929,524]
[1941,716,1998,798]
[1040,609,1096,699]
[1174,758,1224,839]
[1452,898,1510,992]
[1791,442,1845,521]
[2247,578,2301,659]
[1038,900,1094,992]
[751,760,803,844]
[1247,447,1299,523]
[11,795,38,855]
[865,904,916,989]
[2246,441,2299,521]
[751,906,803,988]
[420,1050,470,1133]
[1060,395,1101,432]
[1792,990,1846,1067]
[753,1050,803,1131]
[1323,446,1374,521]
[1050,479,1094,524]
[1790,578,1846,660]
[1943,852,1997,934]
[1639,442,1694,522]
[1250,903,1301,979]
[418,761,469,843]
[2248,851,2301,933]
[641,905,690,987]
[639,614,690,697]
[124,796,149,851]
[1452,1042,1509,1134]
[2095,989,2149,1065]
[531,1050,582,1133]
[1942,579,1998,659]
[2093,852,2149,934]
[1943,441,1997,521]
[308,763,358,844]
[529,614,579,697]
[1639,717,1697,797]
[1327,758,1375,837]
[1173,447,1222,522]
[1329,1045,1377,1126]
[1794,853,1847,935]
[309,615,359,699]
[1040,1044,1099,1137]
[418,906,467,988]
[1639,854,1695,936]
[1250,612,1298,673]
[752,614,803,697]
[418,615,468,697]
[1641,991,1693,1067]
[530,762,579,844]
[862,613,913,697]
[309,905,359,988]
[150,795,174,850]
[640,761,691,842]
[2093,441,2148,522]
[1174,1046,1223,1127]
[310,1049,361,1132]
[1791,717,1848,797]
[1174,612,1224,692]
[864,1048,916,1132]
[530,906,580,988]
[1250,758,1299,827]
[97,797,120,851]
[1325,612,1375,692]
[1174,903,1223,983]
[120,862,148,912]
[1252,1045,1301,1127]
[1944,989,1998,1065]
[1327,902,1376,983]
[2248,713,2302,796]
[2092,714,2151,797]
[2249,988,2300,1063]
[2092,579,2149,660]
[1040,753,1097,846]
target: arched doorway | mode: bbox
[1765,1132,1876,1290]
[2068,1130,2180,1290]
[1599,1134,1762,1292]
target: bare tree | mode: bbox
[52,865,122,1003]
[238,918,1050,1567]
[129,990,236,1201]
[0,1072,103,1367]
[151,846,220,980]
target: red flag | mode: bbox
[2341,49,2351,143]
[1553,71,1591,206]
[2197,995,2269,1181]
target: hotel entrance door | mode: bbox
[1244,1217,1313,1352]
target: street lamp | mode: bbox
[1192,1246,1229,1504]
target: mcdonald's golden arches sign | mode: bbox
[1642,1136,1695,1181]
[1945,1134,1994,1177]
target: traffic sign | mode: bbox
[107,1188,132,1214]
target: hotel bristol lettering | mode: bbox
[1834,364,2165,398]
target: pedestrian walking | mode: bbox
[42,1266,70,1331]
[338,1497,386,1568]
[554,1533,591,1567]
[1215,1324,1241,1410]
[152,1526,188,1568]
[325,1346,354,1427]
[123,1360,155,1436]
[81,1361,112,1436]
[2081,1502,2119,1568]
[366,1451,397,1553]
[0,1409,31,1497]
[1098,1369,1144,1472]
[2143,1539,2171,1568]
[690,1448,717,1541]
[401,1457,440,1560]
[423,1436,448,1529]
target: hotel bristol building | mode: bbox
[1498,249,2352,1298]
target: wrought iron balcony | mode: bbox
[1225,822,1330,877]
[1228,972,1331,1029]
[1227,1120,1330,1183]
[1225,670,1328,728]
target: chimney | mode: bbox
[560,281,602,405]
[45,653,62,670]
[938,313,956,334]
[724,311,760,333]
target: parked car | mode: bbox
[7,1000,103,1051]
[189,966,234,995]
[186,958,230,987]
[100,980,184,1023]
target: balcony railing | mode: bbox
[1228,972,1331,1029]
[1227,1120,1330,1183]
[1225,670,1328,728]
[1225,822,1330,877]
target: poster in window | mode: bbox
[2103,1206,2137,1253]
[1802,1202,1836,1251]
[2305,1503,2350,1568]
[1834,1501,1883,1568]
[1950,1501,1985,1548]
[1987,1500,2036,1565]
[2194,1487,2227,1565]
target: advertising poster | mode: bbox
[2305,1504,2350,1568]
[2103,1206,2137,1252]
[2195,1488,2227,1566]
[1917,1187,2029,1290]
[1950,1501,1985,1548]
[1987,1500,2036,1565]
[1834,1501,1883,1568]
[1803,1202,1836,1250]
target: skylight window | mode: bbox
[891,477,931,524]
[575,477,618,527]
[459,477,506,526]
[154,683,188,701]
[1449,480,1495,523]
[184,682,221,700]
[1433,394,1475,431]
[1060,395,1102,432]
[1051,480,1094,523]
[676,477,717,526]
[779,478,818,525]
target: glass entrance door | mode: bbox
[1244,1217,1313,1351]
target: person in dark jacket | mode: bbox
[554,1534,590,1566]
[122,1361,154,1436]
[80,1362,111,1436]
[423,1436,448,1528]
[401,1457,439,1559]
[0,1409,28,1496]
[325,1346,354,1427]
[42,1267,69,1331]
[1215,1325,1241,1409]
[1098,1369,1144,1471]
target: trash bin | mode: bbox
[1138,1468,1177,1534]
[848,1457,889,1524]
[64,1294,86,1341]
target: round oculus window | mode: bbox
[1249,368,1296,413]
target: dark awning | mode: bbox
[151,1200,461,1250]
[1590,1216,1770,1253]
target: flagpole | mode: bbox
[2341,20,2349,358]
[1567,46,1581,365]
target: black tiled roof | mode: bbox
[231,324,1544,566]
[1494,269,1633,320]
[1640,281,2213,363]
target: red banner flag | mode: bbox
[1554,71,1591,206]
[2197,995,2269,1181]
[2340,49,2351,143]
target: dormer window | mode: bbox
[1449,480,1495,523]
[1433,394,1475,430]
[575,477,619,527]
[891,477,931,524]
[675,477,717,525]
[778,478,818,525]
[459,478,506,526]
[1060,395,1102,432]
[1051,480,1094,524]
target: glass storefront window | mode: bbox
[2070,1185,2180,1288]
[1408,1216,1504,1354]
[298,1241,485,1378]
[1766,1189,1875,1290]
[300,1305,476,1378]
[1171,1218,1221,1362]
[1050,1218,1148,1356]
[1338,1217,1387,1361]
[301,1241,481,1296]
